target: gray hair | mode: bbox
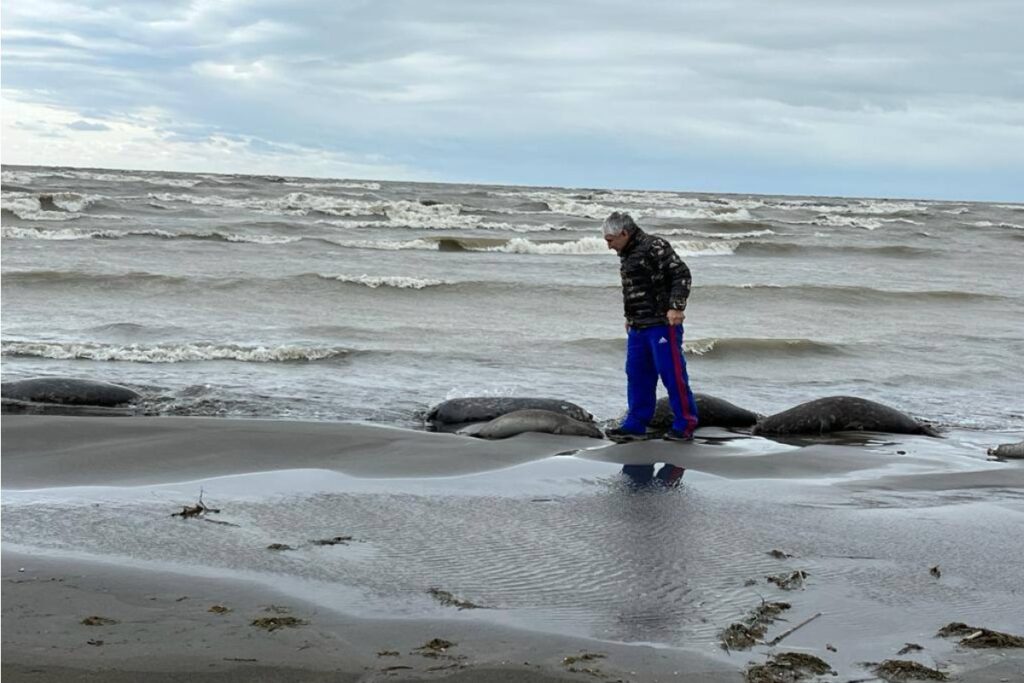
[601,211,638,236]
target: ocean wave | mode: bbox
[656,228,775,239]
[994,204,1024,211]
[567,336,845,359]
[1,168,201,187]
[685,337,845,359]
[1,191,112,221]
[700,283,1003,303]
[1,340,355,363]
[964,220,1023,230]
[315,274,450,289]
[2,270,190,287]
[733,242,935,257]
[1,226,303,244]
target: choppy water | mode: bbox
[3,165,1023,429]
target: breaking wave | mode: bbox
[1,340,356,363]
[315,274,450,289]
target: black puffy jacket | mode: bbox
[618,228,692,328]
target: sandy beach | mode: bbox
[4,415,1023,682]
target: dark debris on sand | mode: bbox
[720,601,792,650]
[428,587,486,610]
[250,616,306,631]
[310,535,353,546]
[745,652,833,683]
[81,616,118,626]
[937,622,1024,648]
[897,643,923,655]
[873,659,947,681]
[766,570,808,590]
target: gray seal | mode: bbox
[988,441,1024,459]
[616,394,761,434]
[427,397,593,429]
[753,396,938,436]
[1,377,140,406]
[472,409,604,440]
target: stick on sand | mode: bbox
[767,612,822,646]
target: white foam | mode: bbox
[0,226,300,244]
[1,340,352,363]
[330,238,439,251]
[966,220,1023,230]
[994,204,1024,211]
[481,236,609,255]
[656,228,775,239]
[319,274,448,289]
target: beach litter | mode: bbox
[766,570,808,590]
[428,587,486,610]
[171,489,237,525]
[744,652,833,682]
[929,565,941,578]
[81,616,118,626]
[936,622,1024,648]
[250,616,306,631]
[872,659,947,681]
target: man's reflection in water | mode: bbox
[621,463,685,488]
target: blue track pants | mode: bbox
[620,324,699,437]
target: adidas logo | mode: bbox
[658,337,668,344]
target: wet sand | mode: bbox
[4,415,1024,682]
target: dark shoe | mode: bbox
[663,429,693,442]
[605,427,649,443]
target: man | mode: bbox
[603,212,699,457]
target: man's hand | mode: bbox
[667,309,685,326]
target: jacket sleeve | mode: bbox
[652,238,691,311]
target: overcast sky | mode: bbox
[2,0,1022,200]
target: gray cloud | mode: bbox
[2,0,1021,198]
[67,120,111,131]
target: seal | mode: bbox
[753,396,938,436]
[427,397,593,430]
[616,393,761,434]
[988,441,1024,459]
[471,409,604,440]
[1,377,140,407]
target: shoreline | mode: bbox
[4,414,1023,682]
[2,550,739,682]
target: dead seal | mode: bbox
[472,409,604,440]
[616,394,761,435]
[753,396,938,437]
[988,441,1024,459]
[427,397,593,430]
[2,377,140,407]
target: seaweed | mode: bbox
[873,659,947,681]
[250,616,305,631]
[766,570,808,590]
[745,652,833,683]
[719,600,792,651]
[81,616,118,626]
[428,588,485,610]
[937,622,1024,648]
[310,536,353,546]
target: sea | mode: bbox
[2,165,1022,432]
